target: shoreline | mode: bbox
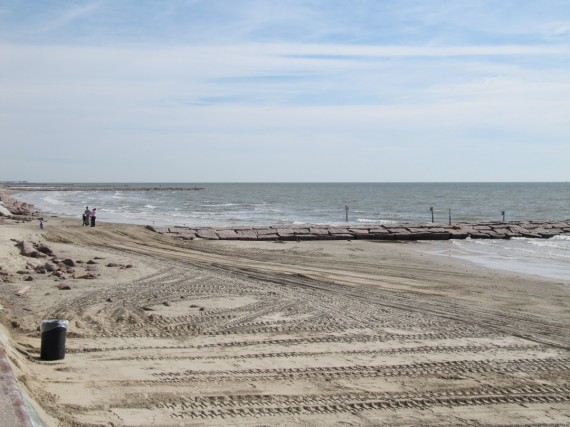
[0,189,569,425]
[5,186,570,283]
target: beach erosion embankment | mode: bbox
[150,220,570,241]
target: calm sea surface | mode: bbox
[13,182,570,281]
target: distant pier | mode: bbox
[3,183,205,191]
[150,220,570,241]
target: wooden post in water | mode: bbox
[430,206,434,223]
[448,208,451,225]
[345,206,349,222]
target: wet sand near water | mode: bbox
[0,217,569,426]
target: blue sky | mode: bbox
[1,0,569,182]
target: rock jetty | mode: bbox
[149,220,570,241]
[3,183,204,191]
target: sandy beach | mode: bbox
[1,210,569,426]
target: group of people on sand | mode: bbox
[82,206,97,227]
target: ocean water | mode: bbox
[13,182,570,281]
[13,182,570,227]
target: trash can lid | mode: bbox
[40,320,69,332]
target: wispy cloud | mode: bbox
[2,1,102,40]
[542,21,570,40]
[276,43,570,57]
[55,2,101,26]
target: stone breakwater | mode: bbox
[149,220,570,241]
[3,183,204,191]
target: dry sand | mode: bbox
[0,216,569,426]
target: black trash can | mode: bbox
[40,320,69,361]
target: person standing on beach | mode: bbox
[91,208,97,227]
[39,217,45,229]
[83,206,91,226]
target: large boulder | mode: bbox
[195,229,219,240]
[216,229,239,239]
[37,244,55,256]
[0,203,13,217]
[235,230,258,240]
[17,240,37,257]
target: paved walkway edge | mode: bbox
[0,345,34,427]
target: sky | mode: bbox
[1,0,569,182]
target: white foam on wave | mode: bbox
[254,206,283,213]
[431,237,570,282]
[41,194,66,206]
[356,218,397,224]
[526,235,570,247]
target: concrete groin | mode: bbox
[149,220,570,241]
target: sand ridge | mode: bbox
[0,217,569,426]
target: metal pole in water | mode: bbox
[345,205,349,222]
[430,206,434,223]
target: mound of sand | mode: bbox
[0,216,569,426]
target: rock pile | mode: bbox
[150,220,570,242]
[9,240,100,284]
[0,266,12,284]
[2,240,136,288]
[0,192,37,220]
